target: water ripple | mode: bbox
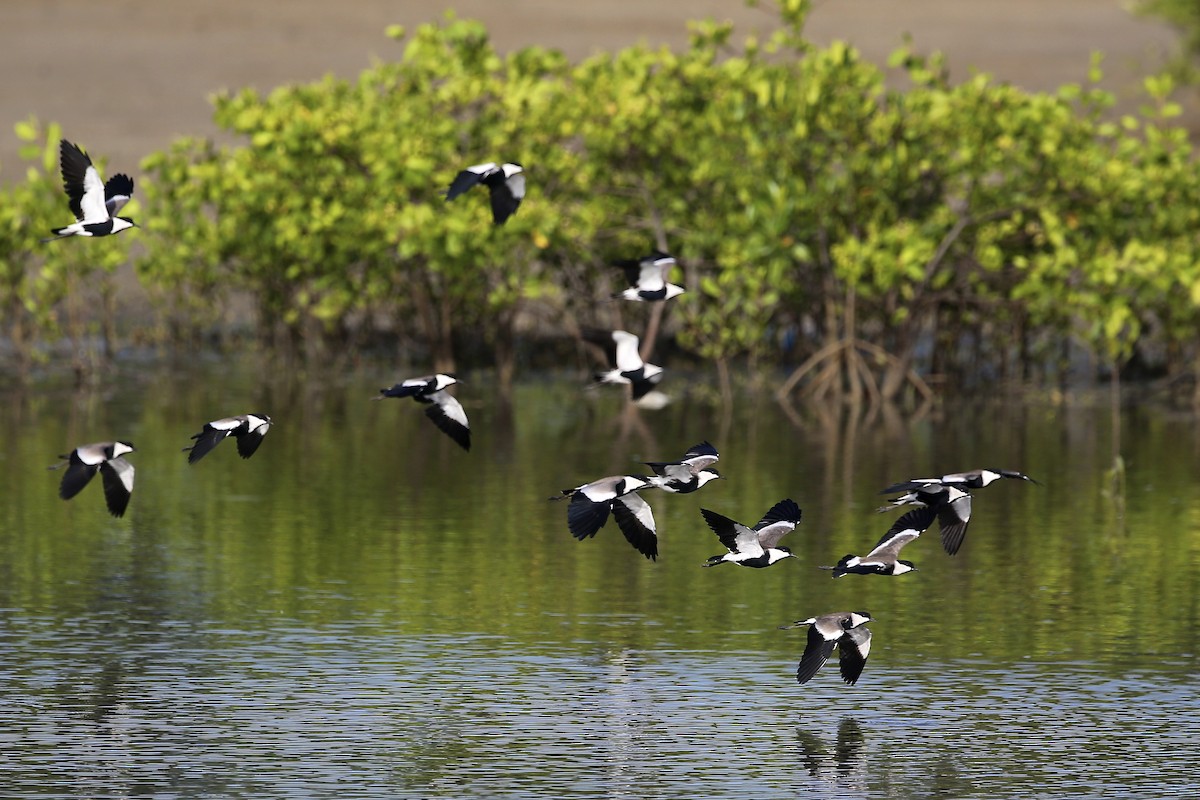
[2,618,1197,799]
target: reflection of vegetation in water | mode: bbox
[3,366,1198,674]
[1102,453,1126,522]
[3,363,1200,795]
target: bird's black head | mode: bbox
[996,469,1039,484]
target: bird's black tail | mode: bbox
[816,555,855,578]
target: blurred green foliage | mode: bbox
[3,5,1200,398]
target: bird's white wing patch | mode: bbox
[79,165,109,223]
[732,522,765,557]
[683,457,719,472]
[616,492,657,534]
[612,331,643,372]
[867,529,920,559]
[636,260,667,291]
[845,625,872,660]
[755,520,795,549]
[505,171,526,201]
[75,443,110,465]
[580,477,624,503]
[432,391,468,428]
[106,457,135,493]
[814,616,849,641]
[653,463,692,482]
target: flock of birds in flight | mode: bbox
[42,139,1040,687]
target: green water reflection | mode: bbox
[4,367,1197,657]
[1,363,1198,797]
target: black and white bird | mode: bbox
[819,505,936,577]
[551,474,658,560]
[611,250,685,302]
[378,374,470,451]
[879,469,1038,555]
[876,484,972,556]
[644,441,721,493]
[779,611,874,685]
[45,139,136,240]
[50,441,136,517]
[701,498,801,568]
[183,414,273,464]
[584,329,663,401]
[445,162,524,225]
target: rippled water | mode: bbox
[4,620,1196,798]
[1,366,1198,798]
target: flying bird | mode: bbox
[583,329,663,401]
[46,139,136,240]
[879,469,1037,555]
[643,441,721,493]
[50,441,136,517]
[779,611,874,685]
[611,250,685,302]
[876,484,972,556]
[551,474,658,560]
[701,498,801,568]
[183,414,273,464]
[819,505,936,577]
[445,162,525,225]
[378,374,470,451]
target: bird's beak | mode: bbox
[778,621,803,629]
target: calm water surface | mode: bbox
[1,364,1198,798]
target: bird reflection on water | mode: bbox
[795,718,866,785]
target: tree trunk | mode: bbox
[492,306,516,399]
[716,356,733,408]
[434,291,456,374]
